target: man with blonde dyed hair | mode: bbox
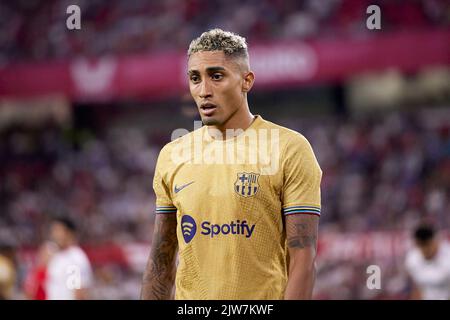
[141,29,322,300]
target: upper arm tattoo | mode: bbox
[141,213,178,299]
[285,214,319,249]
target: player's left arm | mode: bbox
[284,214,319,300]
[281,133,322,300]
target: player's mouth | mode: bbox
[200,102,218,116]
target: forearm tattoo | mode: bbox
[141,214,178,300]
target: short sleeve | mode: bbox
[153,146,177,214]
[281,133,322,217]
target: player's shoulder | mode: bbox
[67,246,90,263]
[405,247,422,268]
[259,116,312,150]
[440,241,450,251]
[439,241,450,262]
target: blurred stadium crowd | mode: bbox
[0,0,449,63]
[0,0,449,300]
[2,107,450,246]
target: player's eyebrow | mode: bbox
[188,66,226,75]
[205,66,226,73]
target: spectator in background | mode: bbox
[405,223,450,300]
[46,217,93,300]
[23,241,57,300]
[0,241,17,300]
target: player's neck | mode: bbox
[60,239,77,250]
[208,104,255,140]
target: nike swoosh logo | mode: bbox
[174,181,195,194]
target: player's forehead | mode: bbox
[188,50,235,73]
[51,221,69,232]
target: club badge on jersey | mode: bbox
[234,172,260,197]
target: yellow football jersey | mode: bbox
[153,115,322,300]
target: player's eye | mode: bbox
[211,73,223,81]
[190,75,200,83]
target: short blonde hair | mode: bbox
[187,28,248,59]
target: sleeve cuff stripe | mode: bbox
[283,205,321,210]
[283,207,320,213]
[284,211,321,216]
[156,210,177,214]
[156,206,177,209]
[156,208,177,213]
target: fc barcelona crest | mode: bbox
[234,172,260,197]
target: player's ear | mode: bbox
[242,71,255,93]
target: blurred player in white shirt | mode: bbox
[405,223,450,300]
[46,217,93,300]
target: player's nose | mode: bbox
[199,79,212,99]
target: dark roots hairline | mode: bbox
[187,49,250,72]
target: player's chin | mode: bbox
[201,116,221,126]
